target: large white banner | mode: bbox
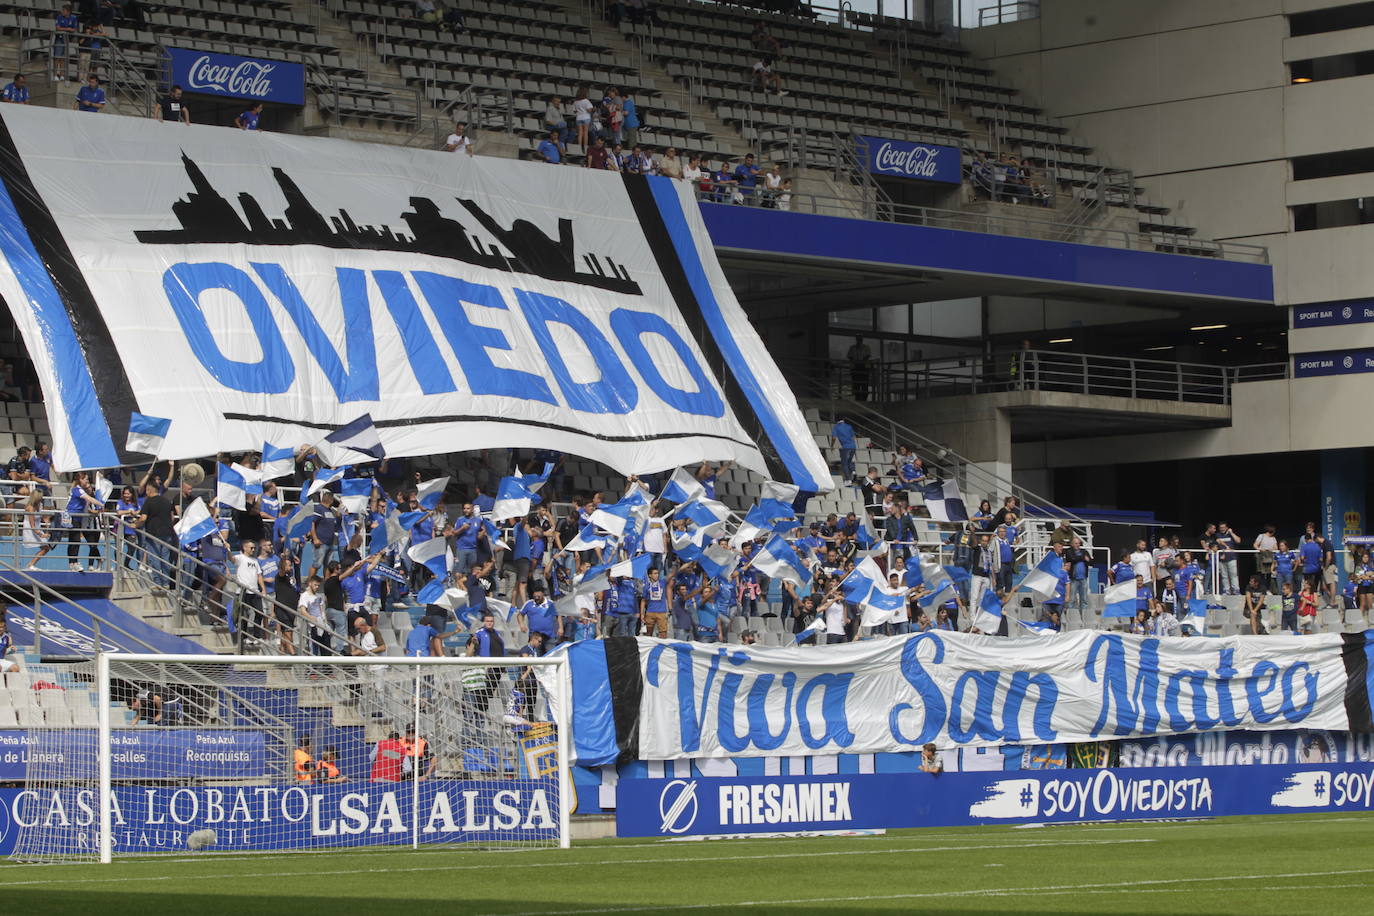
[635,631,1352,759]
[0,106,828,489]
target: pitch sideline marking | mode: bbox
[0,837,1152,888]
[481,867,1374,916]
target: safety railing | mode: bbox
[690,171,1268,263]
[18,24,159,117]
[780,351,1289,406]
[974,0,1040,27]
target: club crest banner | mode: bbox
[0,107,827,490]
[560,632,1374,763]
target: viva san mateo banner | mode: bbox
[166,48,305,106]
[561,632,1374,764]
[0,779,559,855]
[615,761,1374,836]
[856,136,961,184]
[0,728,266,781]
[0,106,828,490]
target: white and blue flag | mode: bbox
[216,462,249,510]
[407,536,450,578]
[565,521,608,553]
[175,497,217,546]
[260,442,295,480]
[610,552,653,580]
[1104,577,1138,618]
[321,413,385,464]
[660,467,705,505]
[417,476,449,511]
[306,466,347,498]
[972,586,1005,633]
[125,411,171,456]
[491,475,538,521]
[700,544,740,581]
[680,498,731,534]
[340,477,373,514]
[750,534,810,586]
[589,502,634,537]
[1020,552,1065,598]
[92,471,114,505]
[284,501,318,540]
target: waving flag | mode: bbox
[416,476,449,511]
[92,472,114,505]
[416,577,450,607]
[284,501,317,539]
[1017,618,1059,634]
[368,509,395,556]
[260,442,295,480]
[340,477,374,514]
[307,466,346,498]
[671,528,706,564]
[175,497,217,546]
[1103,577,1138,618]
[408,536,450,578]
[321,413,385,464]
[700,544,740,581]
[1020,553,1065,598]
[853,519,886,558]
[492,475,538,521]
[680,498,730,534]
[759,480,800,506]
[566,521,608,552]
[661,467,705,505]
[610,552,653,580]
[480,517,509,552]
[729,504,772,549]
[971,587,1005,633]
[902,563,923,588]
[574,560,613,597]
[589,502,634,537]
[794,615,825,644]
[750,534,811,586]
[922,480,968,523]
[125,412,171,456]
[1185,597,1210,630]
[918,579,955,609]
[216,462,249,510]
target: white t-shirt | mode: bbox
[234,555,262,594]
[644,517,666,554]
[683,164,703,181]
[1129,550,1153,582]
[444,133,470,152]
[359,630,381,655]
[573,98,593,123]
[298,591,325,625]
[824,600,846,636]
[753,60,771,75]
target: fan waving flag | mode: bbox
[922,480,968,523]
[306,466,346,498]
[1103,577,1138,618]
[750,534,811,586]
[491,475,538,521]
[972,587,1005,633]
[661,467,706,505]
[408,536,450,578]
[793,616,825,644]
[216,462,249,510]
[321,413,385,464]
[125,412,171,456]
[416,476,449,511]
[565,521,608,552]
[610,553,653,580]
[175,497,217,545]
[680,498,731,534]
[260,442,295,480]
[1020,552,1065,598]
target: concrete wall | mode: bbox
[962,0,1374,467]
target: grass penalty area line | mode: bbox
[482,867,1374,916]
[0,837,1154,888]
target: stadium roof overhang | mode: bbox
[701,204,1275,320]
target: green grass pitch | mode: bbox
[2,814,1371,915]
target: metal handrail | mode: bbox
[107,523,363,657]
[779,351,1288,406]
[975,0,1040,27]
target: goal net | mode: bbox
[10,654,570,863]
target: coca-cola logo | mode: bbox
[869,141,949,179]
[185,55,278,99]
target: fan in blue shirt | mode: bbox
[75,76,106,112]
[236,102,263,130]
[520,586,559,640]
[1300,538,1323,575]
[2,75,29,104]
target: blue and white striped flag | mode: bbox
[971,586,1004,633]
[416,476,449,511]
[260,442,295,480]
[174,497,217,546]
[1020,553,1065,598]
[322,413,385,463]
[794,616,826,644]
[407,536,450,578]
[1104,577,1138,618]
[306,466,346,498]
[660,467,705,505]
[751,534,811,587]
[285,501,318,540]
[126,411,171,456]
[216,462,249,510]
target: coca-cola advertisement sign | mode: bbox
[167,48,304,106]
[858,136,960,184]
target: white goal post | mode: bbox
[12,652,572,863]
